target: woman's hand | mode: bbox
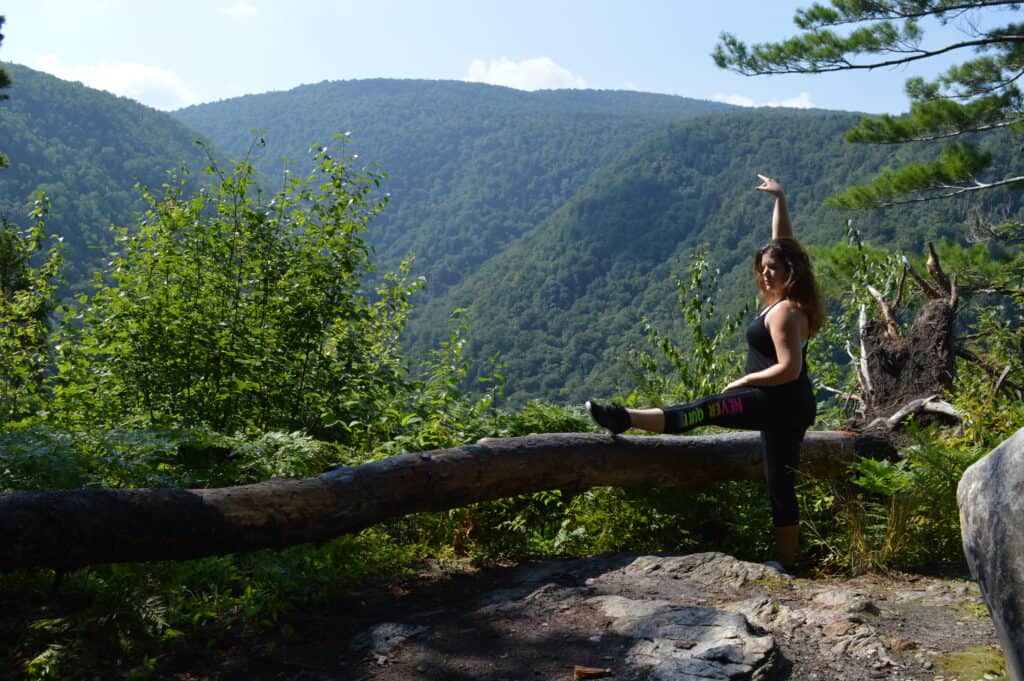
[755,174,783,197]
[724,376,749,392]
[757,174,793,239]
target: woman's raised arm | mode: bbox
[755,174,793,241]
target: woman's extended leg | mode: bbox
[657,388,777,434]
[588,388,777,435]
[584,403,669,433]
[627,408,665,432]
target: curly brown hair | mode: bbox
[753,238,825,337]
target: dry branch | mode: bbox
[925,242,951,295]
[995,365,1013,396]
[901,255,944,300]
[868,396,961,430]
[0,431,891,571]
[894,264,908,309]
[857,306,872,397]
[818,385,862,402]
[867,285,900,337]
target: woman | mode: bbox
[586,174,824,569]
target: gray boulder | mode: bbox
[958,426,1024,681]
[587,594,776,680]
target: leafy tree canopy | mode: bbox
[0,198,63,426]
[714,1,1024,207]
[54,139,420,439]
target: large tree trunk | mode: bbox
[0,430,891,571]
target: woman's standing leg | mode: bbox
[589,390,809,568]
[761,428,805,567]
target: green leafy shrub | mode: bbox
[0,427,89,491]
[1,528,415,680]
[53,136,420,439]
[0,426,244,491]
[0,197,63,427]
[235,430,344,481]
[626,247,747,407]
[803,429,985,574]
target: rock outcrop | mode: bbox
[588,594,775,680]
[959,426,1024,681]
[341,552,996,680]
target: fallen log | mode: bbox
[0,430,892,571]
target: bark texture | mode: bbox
[0,430,889,571]
[855,243,961,427]
[861,299,957,422]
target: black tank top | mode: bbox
[745,300,810,386]
[744,300,816,428]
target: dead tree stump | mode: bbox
[855,243,961,428]
[861,300,957,422]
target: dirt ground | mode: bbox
[168,553,1006,681]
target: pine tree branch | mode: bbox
[716,3,1024,209]
[866,118,1023,142]
[721,34,1024,75]
[796,1,1024,28]
[942,66,1024,100]
[873,174,1024,205]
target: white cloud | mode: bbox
[32,55,200,110]
[221,2,258,18]
[710,91,815,109]
[465,57,587,91]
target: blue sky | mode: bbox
[0,0,1001,113]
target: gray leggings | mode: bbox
[661,387,813,527]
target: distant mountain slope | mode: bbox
[413,108,1011,403]
[173,79,733,296]
[0,63,211,284]
[174,80,1021,404]
[3,68,1015,405]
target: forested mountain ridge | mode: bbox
[0,63,211,284]
[411,108,1017,402]
[2,69,1018,404]
[175,78,1021,403]
[173,79,734,296]
[3,44,1018,681]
